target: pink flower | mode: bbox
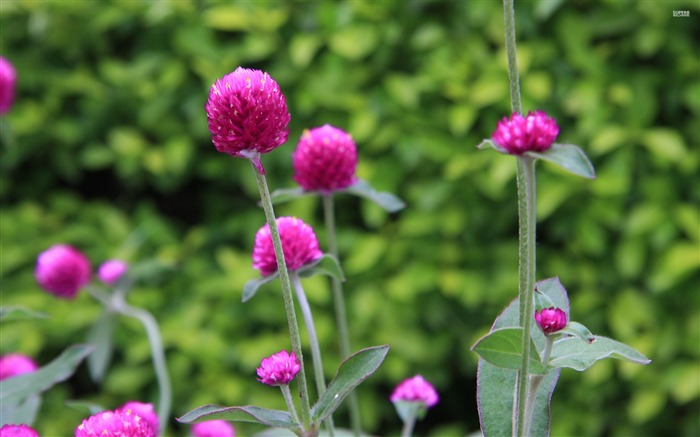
[292,124,358,193]
[252,217,323,277]
[0,57,16,114]
[205,67,291,174]
[118,402,158,436]
[534,307,567,335]
[98,260,129,285]
[191,420,235,437]
[0,424,40,437]
[35,244,91,299]
[256,350,300,386]
[75,409,155,437]
[0,354,38,381]
[491,110,559,154]
[390,375,439,408]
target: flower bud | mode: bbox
[534,307,567,335]
[35,245,91,299]
[492,110,559,154]
[97,259,128,285]
[0,57,16,114]
[390,374,439,408]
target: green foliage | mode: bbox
[1,1,698,436]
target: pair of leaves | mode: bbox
[178,345,389,431]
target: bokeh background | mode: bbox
[1,0,698,436]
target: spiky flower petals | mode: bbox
[205,67,290,174]
[118,402,158,436]
[0,57,16,114]
[256,350,300,386]
[74,408,156,437]
[98,259,129,285]
[390,374,439,408]
[492,110,559,154]
[252,217,322,277]
[191,420,236,437]
[535,307,568,335]
[292,124,358,193]
[0,354,38,380]
[0,424,40,437]
[35,245,91,299]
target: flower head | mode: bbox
[98,260,129,285]
[390,375,439,408]
[118,402,158,436]
[292,124,358,193]
[75,409,155,437]
[491,110,559,154]
[534,307,567,335]
[256,350,300,386]
[0,424,40,437]
[0,57,16,114]
[191,420,235,437]
[205,67,290,174]
[252,217,323,277]
[35,244,91,299]
[0,354,39,380]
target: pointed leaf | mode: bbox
[343,180,405,212]
[311,345,389,423]
[298,254,345,282]
[0,306,49,322]
[549,335,651,371]
[178,404,297,429]
[0,394,41,427]
[472,328,547,374]
[476,138,508,154]
[557,321,595,344]
[268,187,311,205]
[87,310,117,383]
[527,143,596,179]
[242,273,278,302]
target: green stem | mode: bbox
[252,161,313,430]
[322,193,363,436]
[503,0,522,115]
[281,384,301,427]
[399,407,418,437]
[522,336,554,435]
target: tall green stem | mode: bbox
[503,0,522,115]
[522,336,554,435]
[322,193,362,436]
[252,162,312,430]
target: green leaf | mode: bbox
[0,394,41,427]
[557,321,595,344]
[527,143,596,179]
[87,309,117,383]
[549,335,651,371]
[311,345,389,423]
[298,254,345,282]
[476,138,506,153]
[268,187,311,205]
[472,328,548,374]
[0,344,93,406]
[242,273,279,302]
[343,180,405,213]
[177,404,297,429]
[0,306,49,322]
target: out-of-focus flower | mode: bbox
[292,124,358,193]
[191,420,235,437]
[118,402,158,436]
[252,217,322,277]
[98,260,129,285]
[205,67,290,174]
[0,424,40,437]
[390,375,439,408]
[74,408,155,437]
[0,354,38,380]
[256,350,300,386]
[491,110,559,154]
[534,307,567,335]
[0,56,16,114]
[35,244,91,299]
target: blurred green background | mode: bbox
[1,0,698,436]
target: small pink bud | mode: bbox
[390,374,439,408]
[0,57,16,114]
[0,424,40,437]
[0,354,38,380]
[492,110,559,154]
[534,307,568,335]
[97,260,129,285]
[252,217,323,277]
[191,420,235,437]
[35,244,91,299]
[256,350,300,386]
[74,408,156,437]
[118,402,158,436]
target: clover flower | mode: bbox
[256,350,301,386]
[390,375,439,408]
[205,67,291,174]
[118,402,158,436]
[0,353,38,380]
[534,307,568,335]
[98,259,129,285]
[75,408,155,437]
[191,420,235,437]
[35,244,91,299]
[292,124,358,193]
[0,57,16,114]
[491,110,559,154]
[252,217,323,277]
[0,424,40,437]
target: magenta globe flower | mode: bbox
[191,420,235,437]
[491,110,559,154]
[75,409,155,437]
[118,402,158,436]
[0,353,38,380]
[534,307,567,335]
[205,67,291,174]
[390,374,439,408]
[0,56,16,114]
[256,350,301,386]
[35,244,91,299]
[98,259,129,285]
[252,217,323,277]
[292,124,358,193]
[0,424,40,437]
